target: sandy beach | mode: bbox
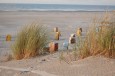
[0,11,113,49]
[0,53,115,76]
[0,11,115,76]
[0,11,111,36]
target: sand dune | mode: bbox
[0,11,114,76]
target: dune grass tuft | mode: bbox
[77,12,115,59]
[12,23,49,60]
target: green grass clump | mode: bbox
[12,23,49,60]
[77,13,115,59]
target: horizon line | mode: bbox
[0,3,115,6]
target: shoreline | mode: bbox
[0,10,114,12]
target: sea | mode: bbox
[0,3,115,11]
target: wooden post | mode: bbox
[54,27,58,32]
[80,28,82,32]
[71,34,75,37]
[6,34,11,41]
[69,37,76,44]
[58,31,61,36]
[77,28,82,36]
[55,32,60,40]
[63,42,69,50]
[49,42,58,53]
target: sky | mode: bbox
[0,0,115,5]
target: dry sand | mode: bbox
[0,11,112,35]
[0,53,115,76]
[0,11,115,76]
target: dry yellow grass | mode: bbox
[76,12,115,59]
[12,23,49,60]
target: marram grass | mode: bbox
[12,23,49,60]
[77,13,115,59]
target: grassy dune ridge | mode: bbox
[77,12,115,59]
